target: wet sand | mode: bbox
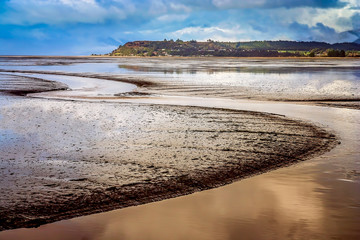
[0,57,359,239]
[0,73,68,95]
[0,90,337,230]
[1,95,359,239]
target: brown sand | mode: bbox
[0,93,338,230]
[0,66,341,231]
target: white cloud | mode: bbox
[258,7,359,32]
[168,25,255,41]
[212,0,266,8]
[0,0,127,25]
[343,0,360,8]
[169,3,192,12]
[148,0,168,15]
[157,14,189,22]
[211,0,349,9]
[59,0,97,7]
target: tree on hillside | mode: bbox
[327,49,346,57]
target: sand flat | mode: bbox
[0,57,355,233]
[0,91,337,230]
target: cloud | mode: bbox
[351,13,360,29]
[288,22,342,43]
[0,0,197,26]
[0,0,127,25]
[169,3,192,12]
[168,25,255,42]
[249,6,359,33]
[344,0,360,8]
[157,14,189,22]
[212,0,347,9]
[0,0,359,55]
[0,0,354,28]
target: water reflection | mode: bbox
[1,58,359,100]
[2,160,359,240]
[118,64,360,75]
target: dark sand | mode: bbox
[313,101,360,110]
[0,73,68,95]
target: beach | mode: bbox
[0,57,359,239]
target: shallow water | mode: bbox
[3,73,137,97]
[0,57,359,239]
[1,57,360,100]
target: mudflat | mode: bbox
[0,57,352,231]
[0,93,337,230]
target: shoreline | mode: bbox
[1,55,359,60]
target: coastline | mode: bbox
[1,55,359,60]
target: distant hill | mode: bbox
[110,40,360,57]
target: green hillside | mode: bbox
[110,40,360,57]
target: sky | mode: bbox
[0,0,359,55]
